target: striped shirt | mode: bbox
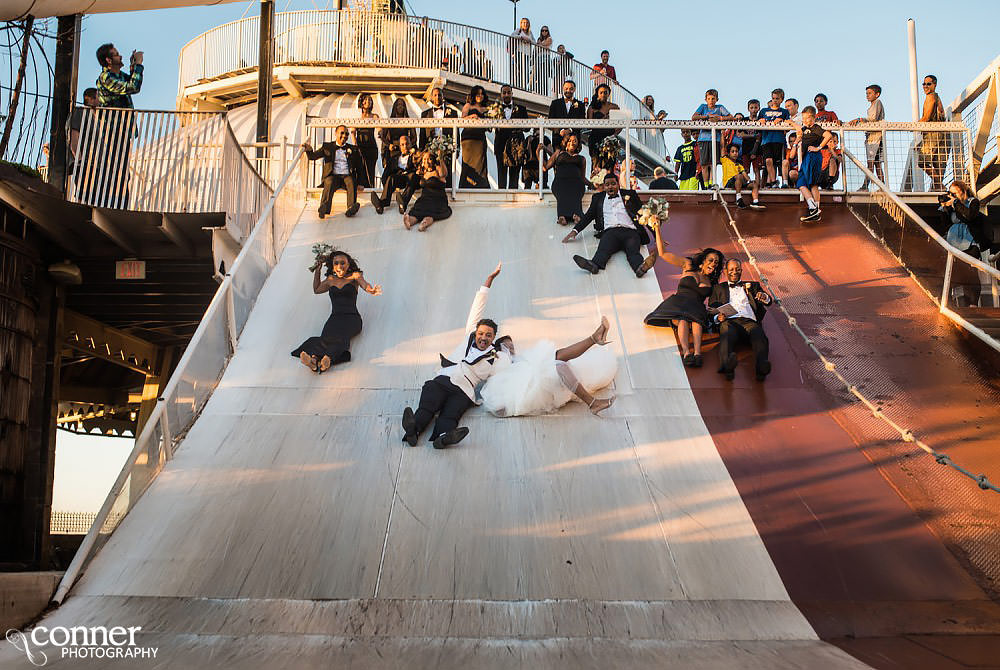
[97,64,143,108]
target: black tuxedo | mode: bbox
[548,96,586,148]
[494,102,528,188]
[419,105,459,150]
[377,148,420,206]
[574,190,650,272]
[306,141,362,216]
[708,281,772,377]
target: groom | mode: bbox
[562,173,655,278]
[402,263,512,449]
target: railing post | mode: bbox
[452,122,459,198]
[624,118,632,189]
[538,118,544,201]
[941,251,954,311]
[710,127,717,198]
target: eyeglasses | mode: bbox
[922,82,934,86]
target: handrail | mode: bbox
[715,187,998,493]
[52,146,306,605]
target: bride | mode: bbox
[480,317,617,416]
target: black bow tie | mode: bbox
[607,193,619,199]
[729,282,741,287]
[433,107,442,111]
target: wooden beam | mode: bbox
[160,213,196,256]
[0,181,90,253]
[276,68,305,99]
[91,209,138,256]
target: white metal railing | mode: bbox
[305,116,971,195]
[948,55,1000,200]
[842,147,1000,352]
[52,147,306,605]
[177,9,667,159]
[69,108,273,239]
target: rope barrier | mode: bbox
[712,188,999,494]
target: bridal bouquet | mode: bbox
[598,135,623,165]
[638,197,669,229]
[426,134,455,161]
[309,242,334,271]
[485,101,504,119]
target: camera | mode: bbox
[937,193,951,204]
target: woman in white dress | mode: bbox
[481,317,617,417]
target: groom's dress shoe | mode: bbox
[401,407,418,446]
[573,255,599,274]
[433,427,469,449]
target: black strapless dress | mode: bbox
[355,126,378,189]
[644,276,712,328]
[551,152,586,220]
[290,282,363,365]
[409,176,452,220]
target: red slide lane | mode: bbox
[648,201,1000,669]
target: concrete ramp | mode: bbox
[0,201,869,668]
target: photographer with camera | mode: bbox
[938,181,998,305]
[96,43,144,109]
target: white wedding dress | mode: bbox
[480,340,618,416]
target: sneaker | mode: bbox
[749,201,766,210]
[800,208,822,222]
[432,426,469,449]
[736,198,748,209]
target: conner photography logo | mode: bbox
[6,625,158,666]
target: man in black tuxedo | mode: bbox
[371,133,418,215]
[494,84,528,189]
[708,258,773,381]
[302,125,362,218]
[548,79,586,150]
[562,173,654,278]
[419,86,458,150]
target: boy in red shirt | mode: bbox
[814,93,840,124]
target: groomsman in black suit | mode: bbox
[419,86,458,150]
[371,133,418,215]
[708,258,773,381]
[302,124,362,218]
[548,79,586,149]
[494,84,528,189]
[563,173,654,278]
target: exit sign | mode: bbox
[115,260,146,280]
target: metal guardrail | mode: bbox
[176,9,667,160]
[305,116,971,196]
[715,186,998,493]
[52,146,306,605]
[947,55,1000,201]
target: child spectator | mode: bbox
[674,128,699,190]
[758,88,790,187]
[784,98,801,123]
[721,144,765,210]
[790,106,834,222]
[782,132,799,188]
[814,93,840,124]
[691,88,733,187]
[848,84,885,189]
[741,99,763,181]
[820,132,842,189]
[723,113,744,157]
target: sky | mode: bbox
[56,0,999,513]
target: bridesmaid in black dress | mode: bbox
[291,250,382,374]
[643,224,724,368]
[354,93,380,190]
[587,83,621,171]
[460,85,490,189]
[403,151,452,232]
[544,133,587,226]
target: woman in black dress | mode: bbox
[404,151,452,232]
[291,250,382,373]
[643,224,724,367]
[379,98,417,166]
[354,93,380,190]
[460,85,490,188]
[587,83,621,171]
[544,133,587,226]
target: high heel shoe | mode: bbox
[588,396,615,415]
[591,316,612,345]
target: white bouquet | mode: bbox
[309,242,334,271]
[638,197,669,229]
[426,134,455,161]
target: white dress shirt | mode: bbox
[503,104,513,120]
[430,106,445,137]
[434,286,510,403]
[397,155,409,170]
[726,283,757,321]
[332,144,349,175]
[603,194,636,230]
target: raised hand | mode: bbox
[485,262,502,286]
[370,284,383,296]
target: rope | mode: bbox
[713,189,998,494]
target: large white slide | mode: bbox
[1,200,870,668]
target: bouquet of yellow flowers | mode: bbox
[309,242,335,271]
[485,101,504,119]
[638,197,669,229]
[426,134,455,161]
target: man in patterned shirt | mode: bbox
[96,43,143,108]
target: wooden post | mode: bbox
[255,1,275,159]
[48,15,80,193]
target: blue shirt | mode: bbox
[693,103,730,141]
[759,107,790,145]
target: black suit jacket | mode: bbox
[306,141,362,181]
[573,190,650,245]
[548,97,586,143]
[708,281,770,323]
[381,148,418,180]
[495,103,529,149]
[419,105,459,149]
